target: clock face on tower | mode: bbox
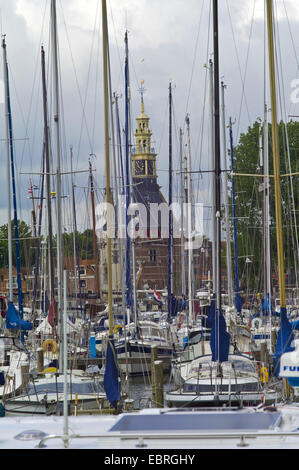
[134,159,145,176]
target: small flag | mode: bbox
[153,288,163,307]
[28,188,33,194]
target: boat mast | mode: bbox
[114,93,126,315]
[168,82,173,318]
[263,104,272,351]
[101,0,113,336]
[2,37,24,321]
[70,146,83,316]
[209,59,216,295]
[179,127,186,297]
[2,37,13,304]
[89,159,101,297]
[220,82,233,309]
[266,0,286,313]
[41,45,55,303]
[228,118,241,315]
[185,114,194,324]
[213,0,222,315]
[51,0,63,367]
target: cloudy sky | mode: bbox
[0,0,298,239]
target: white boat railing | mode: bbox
[37,429,299,449]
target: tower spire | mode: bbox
[138,80,146,113]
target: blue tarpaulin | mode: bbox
[104,339,121,408]
[6,301,32,331]
[272,307,294,376]
[207,300,230,362]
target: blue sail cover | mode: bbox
[104,339,121,408]
[207,300,230,362]
[6,301,32,330]
[272,307,294,376]
[235,293,243,314]
[262,294,273,315]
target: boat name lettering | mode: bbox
[283,365,299,372]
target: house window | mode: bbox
[149,249,156,264]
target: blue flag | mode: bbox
[104,339,121,408]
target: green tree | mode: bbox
[0,220,35,268]
[229,119,299,294]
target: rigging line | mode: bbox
[58,0,94,159]
[27,1,50,172]
[108,0,124,82]
[184,0,206,116]
[274,1,299,287]
[282,0,299,117]
[225,0,252,138]
[193,1,212,210]
[237,0,256,140]
[282,0,299,68]
[91,10,101,156]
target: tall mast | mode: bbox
[168,82,173,317]
[221,82,233,309]
[2,37,13,303]
[209,59,216,294]
[124,31,132,323]
[179,128,186,296]
[41,45,55,301]
[29,180,37,241]
[213,0,222,314]
[186,114,193,323]
[101,0,113,336]
[70,146,82,315]
[263,104,272,350]
[89,159,100,297]
[2,37,23,319]
[51,0,63,367]
[266,0,285,311]
[229,118,241,314]
[114,93,126,314]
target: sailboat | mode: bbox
[167,0,279,408]
[3,0,119,416]
[112,36,173,377]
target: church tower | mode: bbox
[131,82,165,211]
[132,81,156,181]
[129,83,178,294]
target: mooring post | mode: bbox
[154,360,164,408]
[151,345,158,406]
[37,347,44,373]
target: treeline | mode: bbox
[0,221,95,268]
